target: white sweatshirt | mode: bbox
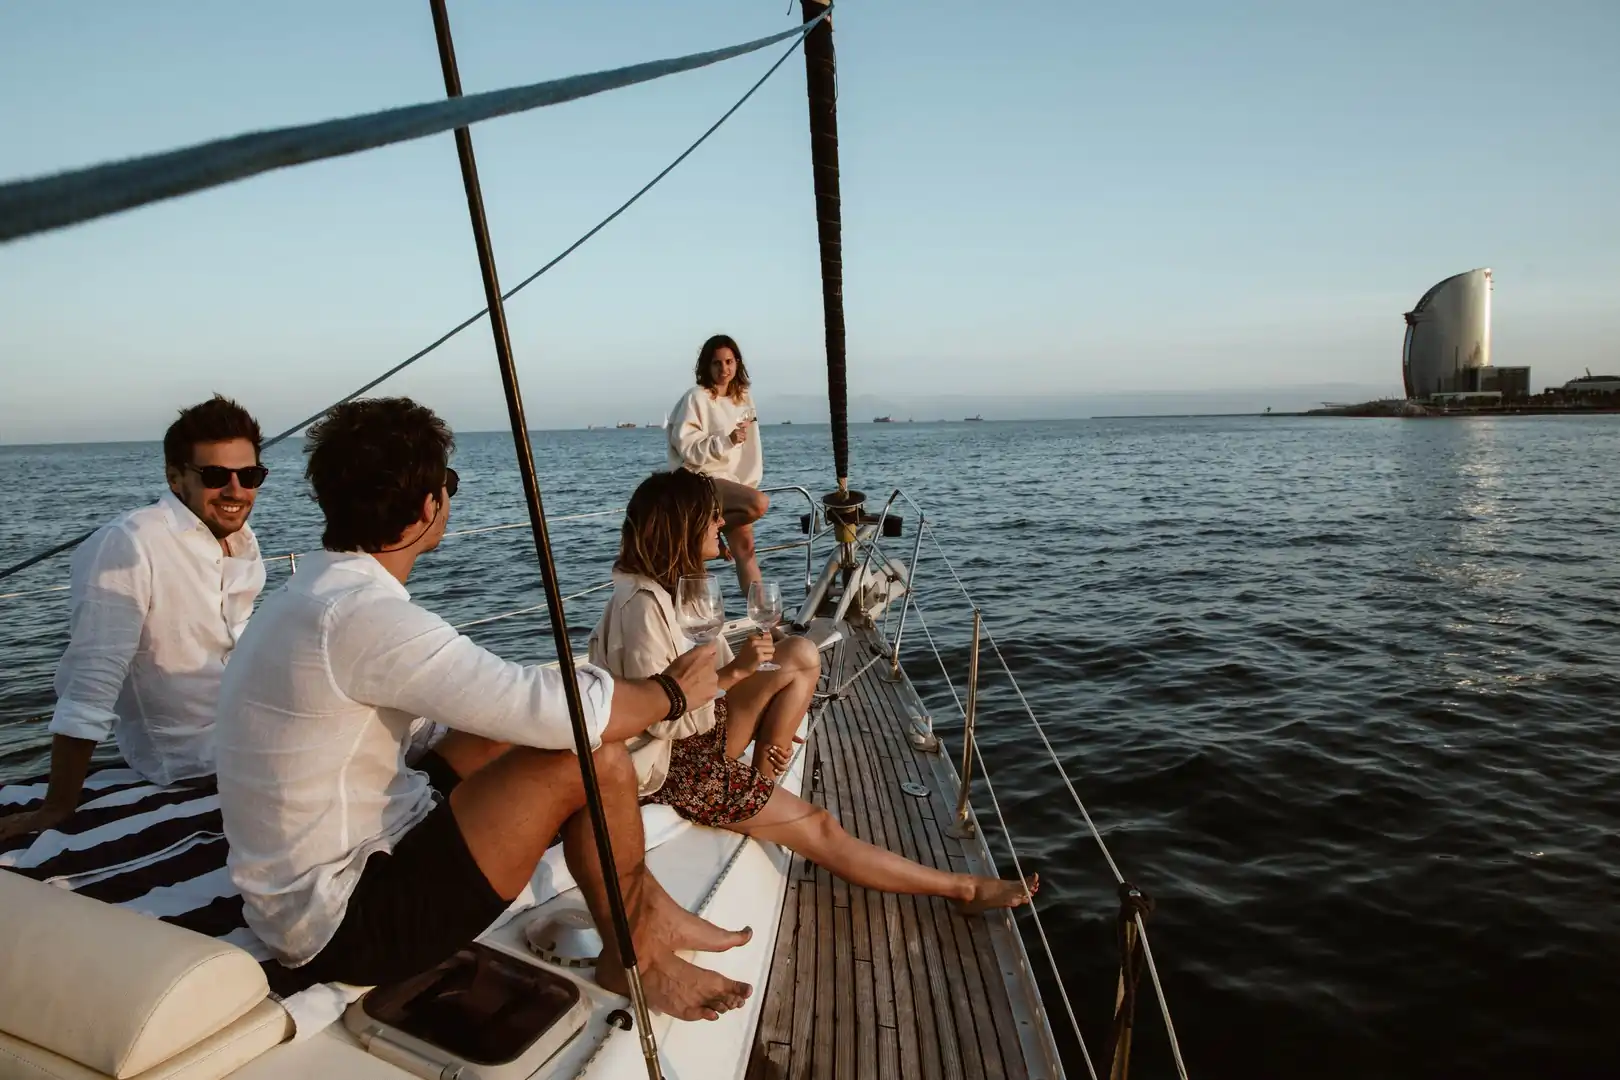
[666,385,763,487]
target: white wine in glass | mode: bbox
[676,575,724,644]
[747,581,783,672]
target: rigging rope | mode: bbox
[0,584,68,603]
[0,11,828,244]
[907,593,1100,1080]
[919,527,1191,1080]
[440,509,624,538]
[0,24,817,585]
[451,580,613,631]
[923,526,1121,877]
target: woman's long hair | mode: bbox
[693,333,751,403]
[615,470,722,591]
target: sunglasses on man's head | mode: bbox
[186,464,269,489]
[443,468,459,499]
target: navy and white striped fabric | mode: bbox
[0,767,268,960]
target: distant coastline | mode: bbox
[1303,397,1620,419]
[11,407,1620,448]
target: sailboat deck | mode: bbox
[747,639,1056,1080]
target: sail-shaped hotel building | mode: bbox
[1402,267,1493,398]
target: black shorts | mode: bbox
[263,751,509,996]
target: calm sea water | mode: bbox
[2,416,1616,1079]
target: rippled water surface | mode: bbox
[2,416,1616,1079]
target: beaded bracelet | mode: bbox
[650,672,686,724]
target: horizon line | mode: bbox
[0,411,1320,448]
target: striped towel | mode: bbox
[0,722,451,965]
[0,758,701,1041]
[0,766,268,960]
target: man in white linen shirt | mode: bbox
[0,395,268,843]
[217,397,752,1022]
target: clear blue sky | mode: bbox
[1,0,1616,441]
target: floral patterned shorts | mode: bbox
[641,698,776,827]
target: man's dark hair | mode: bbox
[163,394,262,470]
[304,397,455,553]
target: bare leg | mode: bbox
[431,729,512,778]
[448,745,587,899]
[724,522,762,594]
[451,743,750,1020]
[554,745,751,1020]
[713,477,768,593]
[722,636,820,779]
[728,786,1036,913]
[444,735,743,952]
[559,759,751,957]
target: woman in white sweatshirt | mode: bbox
[666,334,766,591]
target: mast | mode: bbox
[425,3,661,1076]
[800,1,851,492]
[800,0,865,560]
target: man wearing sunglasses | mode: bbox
[0,395,267,844]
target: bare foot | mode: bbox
[598,954,753,1022]
[956,873,1039,915]
[634,878,752,954]
[658,895,753,954]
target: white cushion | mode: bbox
[0,872,271,1078]
[0,1002,291,1080]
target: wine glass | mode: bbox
[675,575,724,645]
[747,581,783,672]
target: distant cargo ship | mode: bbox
[615,421,637,429]
[965,414,983,422]
[873,415,893,423]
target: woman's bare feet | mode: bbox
[955,873,1039,915]
[597,953,752,1022]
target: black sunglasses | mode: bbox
[443,468,459,499]
[186,464,269,489]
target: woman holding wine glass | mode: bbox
[587,470,1036,916]
[666,333,768,594]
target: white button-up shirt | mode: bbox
[48,492,264,786]
[216,549,614,967]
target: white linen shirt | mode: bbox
[215,549,614,967]
[48,492,264,786]
[666,386,763,487]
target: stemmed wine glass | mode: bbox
[675,575,725,645]
[747,581,783,671]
